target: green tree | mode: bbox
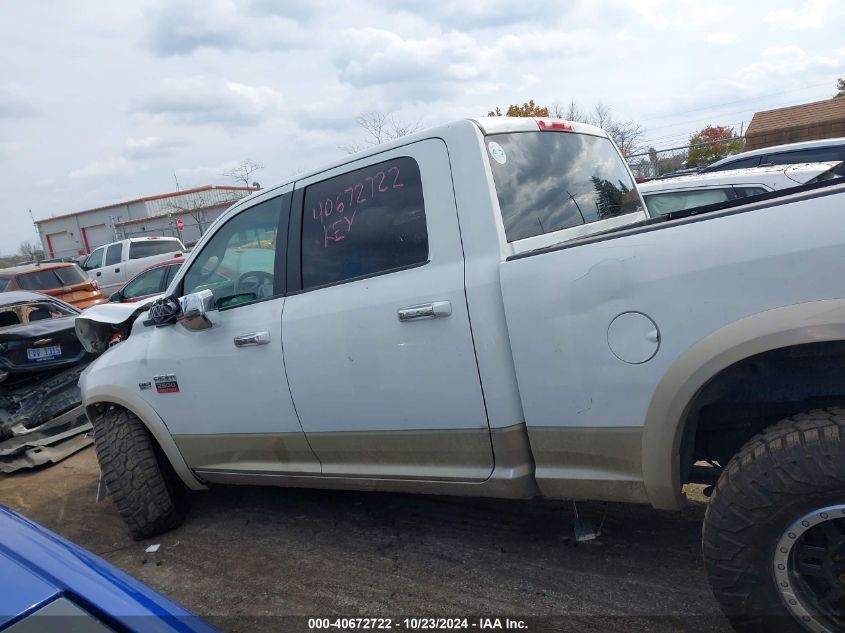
[687,125,743,168]
[488,100,550,117]
[837,77,845,97]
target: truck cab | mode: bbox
[81,237,185,296]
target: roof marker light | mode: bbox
[537,119,573,132]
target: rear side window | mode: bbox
[487,132,643,242]
[54,265,87,285]
[733,186,769,198]
[129,239,182,260]
[766,148,844,165]
[706,156,761,172]
[105,244,122,266]
[644,188,734,216]
[300,156,428,289]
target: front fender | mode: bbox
[642,298,845,510]
[81,364,206,491]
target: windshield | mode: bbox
[16,265,88,290]
[487,131,644,242]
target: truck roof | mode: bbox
[705,136,845,169]
[227,117,611,214]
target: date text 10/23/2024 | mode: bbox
[310,165,404,248]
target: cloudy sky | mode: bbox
[0,0,843,254]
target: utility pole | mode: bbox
[27,208,43,261]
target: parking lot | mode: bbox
[0,447,731,632]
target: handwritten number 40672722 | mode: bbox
[311,166,403,248]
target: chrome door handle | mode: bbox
[234,331,270,347]
[397,301,452,322]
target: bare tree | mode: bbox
[340,112,421,154]
[557,99,644,158]
[18,240,43,261]
[220,159,264,189]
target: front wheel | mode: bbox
[703,407,845,633]
[92,405,188,539]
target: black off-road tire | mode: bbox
[703,407,845,633]
[92,405,188,540]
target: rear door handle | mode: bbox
[114,268,120,273]
[398,301,452,322]
[234,331,271,347]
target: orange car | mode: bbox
[0,262,107,309]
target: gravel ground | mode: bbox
[0,447,732,633]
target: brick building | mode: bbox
[744,97,845,152]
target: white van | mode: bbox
[81,237,185,296]
[639,161,843,216]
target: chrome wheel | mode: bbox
[774,504,845,633]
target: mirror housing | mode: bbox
[177,289,214,331]
[109,291,122,302]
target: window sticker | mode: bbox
[488,141,507,165]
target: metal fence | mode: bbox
[627,136,746,179]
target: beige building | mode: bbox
[34,185,255,259]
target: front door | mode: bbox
[282,140,493,481]
[139,189,320,476]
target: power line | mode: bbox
[636,81,830,125]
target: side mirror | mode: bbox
[177,289,214,331]
[109,291,122,302]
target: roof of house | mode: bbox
[746,97,845,137]
[34,185,256,224]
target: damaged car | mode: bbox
[0,291,94,473]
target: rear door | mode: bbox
[282,140,493,481]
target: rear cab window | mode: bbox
[129,239,183,260]
[485,130,644,247]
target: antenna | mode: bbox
[174,173,181,191]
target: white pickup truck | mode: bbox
[80,237,185,296]
[76,117,845,633]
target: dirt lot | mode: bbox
[0,447,732,633]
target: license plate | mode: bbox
[27,345,62,361]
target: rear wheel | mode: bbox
[92,405,188,539]
[703,407,845,633]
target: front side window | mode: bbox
[123,266,167,299]
[129,239,182,260]
[301,156,428,290]
[486,131,643,242]
[85,248,104,270]
[644,188,733,216]
[105,244,122,266]
[0,278,9,292]
[182,198,281,308]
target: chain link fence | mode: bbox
[627,137,746,180]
